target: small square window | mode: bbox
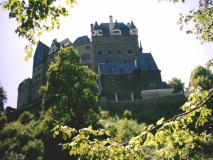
[117,49,121,54]
[108,76,113,82]
[98,50,102,55]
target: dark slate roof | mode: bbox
[33,41,49,57]
[73,35,90,45]
[130,21,136,29]
[93,21,101,30]
[99,22,130,36]
[99,63,136,75]
[138,52,159,70]
[162,82,170,89]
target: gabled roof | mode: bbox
[138,52,159,70]
[130,21,136,29]
[49,39,60,54]
[73,35,90,45]
[60,38,72,47]
[99,63,136,75]
[33,41,49,57]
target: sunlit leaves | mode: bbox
[53,85,213,159]
[1,0,77,60]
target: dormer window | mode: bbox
[98,50,102,55]
[129,29,138,35]
[117,49,121,54]
[113,29,121,35]
[92,30,103,36]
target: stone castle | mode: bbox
[17,15,166,109]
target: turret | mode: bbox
[113,21,121,35]
[91,21,103,37]
[129,21,138,36]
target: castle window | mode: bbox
[146,57,149,61]
[34,74,41,79]
[108,76,113,82]
[106,60,111,63]
[128,49,132,54]
[81,54,91,60]
[148,64,151,69]
[108,50,112,54]
[85,46,90,49]
[108,69,112,73]
[38,67,41,70]
[117,49,121,54]
[127,75,132,81]
[109,38,111,42]
[120,69,123,73]
[98,50,102,55]
[150,82,156,87]
[62,44,65,48]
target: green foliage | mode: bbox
[54,87,213,159]
[0,114,7,129]
[2,151,25,160]
[99,111,146,142]
[190,65,213,90]
[160,0,213,43]
[1,0,77,60]
[123,109,132,120]
[168,77,185,93]
[18,111,34,124]
[40,46,100,129]
[0,83,7,114]
[22,139,44,160]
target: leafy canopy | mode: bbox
[0,83,7,114]
[1,0,77,60]
[168,77,185,92]
[190,65,213,90]
[39,46,100,129]
[160,0,213,43]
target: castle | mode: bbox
[17,15,165,109]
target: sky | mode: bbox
[0,0,212,108]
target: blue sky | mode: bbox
[0,0,212,108]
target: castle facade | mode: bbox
[17,15,164,109]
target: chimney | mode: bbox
[90,24,93,31]
[109,15,114,35]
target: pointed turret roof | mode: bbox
[139,41,143,52]
[130,21,136,29]
[94,21,101,30]
[113,20,120,30]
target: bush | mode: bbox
[18,111,34,124]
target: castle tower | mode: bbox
[91,21,103,37]
[129,21,138,36]
[113,21,121,35]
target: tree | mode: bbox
[39,46,100,129]
[168,77,185,93]
[190,65,213,90]
[1,0,77,60]
[0,83,7,114]
[52,87,213,159]
[160,0,213,43]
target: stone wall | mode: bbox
[99,93,186,113]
